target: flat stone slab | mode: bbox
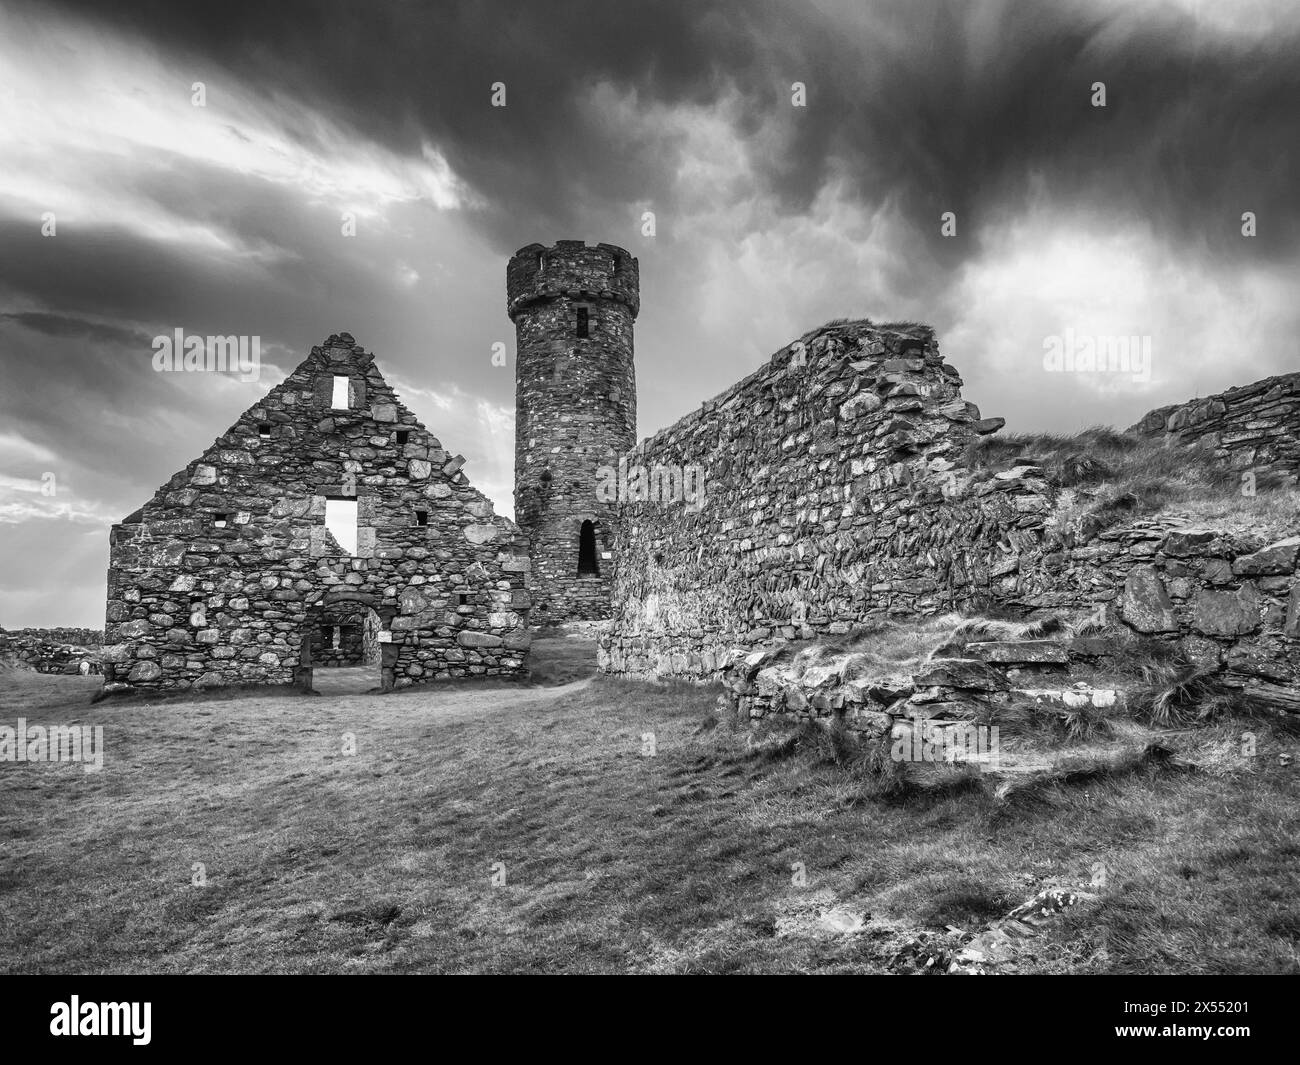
[1013,687,1122,709]
[964,640,1069,665]
[912,658,1009,691]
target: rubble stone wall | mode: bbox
[1024,522,1300,709]
[103,333,532,695]
[598,323,1300,705]
[0,628,103,675]
[598,323,1048,679]
[1129,372,1300,483]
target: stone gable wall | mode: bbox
[103,333,531,694]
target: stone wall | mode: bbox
[0,628,103,675]
[1129,372,1300,484]
[312,607,374,668]
[599,321,1048,680]
[1022,522,1300,709]
[719,519,1300,728]
[0,626,102,646]
[103,333,532,695]
[598,319,1298,715]
[510,240,639,622]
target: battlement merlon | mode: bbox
[506,240,640,321]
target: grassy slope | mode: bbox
[1,657,1297,975]
[967,428,1300,542]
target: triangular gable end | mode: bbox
[103,332,531,693]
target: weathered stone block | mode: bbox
[1121,565,1178,633]
[1194,585,1260,637]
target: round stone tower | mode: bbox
[508,240,639,622]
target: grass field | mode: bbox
[1,642,1298,974]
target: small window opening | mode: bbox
[257,423,271,439]
[458,592,470,606]
[331,625,341,650]
[331,375,350,409]
[414,509,429,527]
[578,520,600,576]
[575,306,589,338]
[396,430,410,446]
[213,512,231,528]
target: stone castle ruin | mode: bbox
[102,239,1298,707]
[103,333,531,695]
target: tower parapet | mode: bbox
[508,240,640,320]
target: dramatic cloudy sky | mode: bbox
[1,0,1297,627]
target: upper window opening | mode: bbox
[324,497,358,554]
[414,509,429,527]
[395,430,410,446]
[575,307,589,339]
[331,376,350,409]
[213,512,232,528]
[257,423,271,439]
[578,519,600,576]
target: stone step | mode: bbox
[964,640,1070,666]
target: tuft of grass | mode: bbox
[1130,661,1252,728]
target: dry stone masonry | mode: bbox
[1130,372,1300,485]
[510,240,639,622]
[598,322,1043,678]
[598,319,1299,719]
[103,333,531,695]
[0,627,102,675]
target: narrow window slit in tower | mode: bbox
[575,307,589,338]
[578,520,600,576]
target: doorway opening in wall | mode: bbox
[305,605,385,695]
[578,519,600,576]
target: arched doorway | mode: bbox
[296,592,397,694]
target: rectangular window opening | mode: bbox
[331,375,350,409]
[396,430,410,446]
[458,592,470,606]
[414,509,428,527]
[257,423,271,439]
[324,497,358,555]
[575,307,589,338]
[213,512,232,528]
